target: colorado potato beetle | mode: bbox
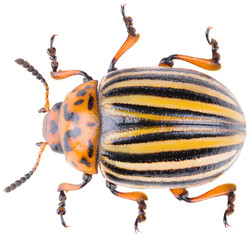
[4,5,246,232]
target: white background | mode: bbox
[0,0,250,240]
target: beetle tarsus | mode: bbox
[121,4,137,37]
[223,191,235,227]
[47,35,59,72]
[57,191,69,228]
[134,200,147,233]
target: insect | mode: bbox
[4,5,246,232]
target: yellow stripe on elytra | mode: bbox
[101,149,238,171]
[100,154,238,185]
[101,95,245,124]
[101,79,238,107]
[102,133,245,154]
[102,125,238,145]
[100,67,225,90]
[100,67,235,99]
[102,106,241,127]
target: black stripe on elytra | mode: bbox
[74,99,84,105]
[100,113,245,136]
[49,120,58,135]
[63,104,79,121]
[111,103,240,124]
[102,143,243,163]
[63,127,81,152]
[88,140,94,158]
[111,130,238,145]
[103,86,240,113]
[101,152,237,178]
[88,95,94,110]
[101,71,235,101]
[104,171,223,187]
[80,157,91,167]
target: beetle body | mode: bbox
[99,67,246,189]
[43,67,246,190]
[5,6,246,231]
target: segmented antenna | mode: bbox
[4,142,47,193]
[15,58,50,112]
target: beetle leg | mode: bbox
[108,5,140,72]
[47,35,93,82]
[106,181,148,233]
[56,174,92,228]
[159,27,221,71]
[170,183,236,227]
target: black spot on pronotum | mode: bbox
[85,85,92,89]
[77,89,87,97]
[80,157,91,167]
[63,104,79,121]
[52,102,62,111]
[50,143,64,153]
[88,95,94,110]
[74,99,84,105]
[87,122,96,127]
[71,161,78,167]
[49,120,58,134]
[88,140,94,158]
[63,127,81,152]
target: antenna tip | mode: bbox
[15,58,24,65]
[3,186,11,193]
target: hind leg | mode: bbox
[170,183,236,227]
[159,27,221,71]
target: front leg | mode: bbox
[57,174,92,227]
[159,27,221,71]
[47,35,93,82]
[106,181,148,233]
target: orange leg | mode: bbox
[108,5,140,72]
[57,174,92,227]
[106,181,148,233]
[159,27,221,71]
[47,35,93,82]
[170,183,236,227]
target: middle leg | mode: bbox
[108,5,140,72]
[106,181,148,233]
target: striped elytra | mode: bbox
[99,67,246,189]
